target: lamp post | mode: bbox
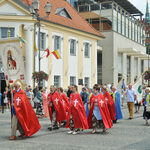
[142,34,150,86]
[29,0,52,87]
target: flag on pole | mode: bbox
[45,48,50,58]
[19,36,27,44]
[122,79,125,89]
[52,50,61,59]
[34,43,38,56]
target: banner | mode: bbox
[0,38,26,86]
[132,76,143,103]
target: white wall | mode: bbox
[51,32,64,86]
[68,36,78,85]
[99,31,147,85]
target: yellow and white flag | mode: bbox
[35,42,38,56]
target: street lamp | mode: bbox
[29,0,52,87]
[142,34,150,86]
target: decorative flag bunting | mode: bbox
[45,48,50,58]
[52,50,61,59]
[35,43,38,56]
[19,36,27,44]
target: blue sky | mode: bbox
[128,0,146,15]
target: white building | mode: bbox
[77,0,148,85]
[0,0,104,92]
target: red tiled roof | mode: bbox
[20,0,104,38]
[21,0,30,6]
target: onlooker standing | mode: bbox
[80,87,88,106]
[0,90,2,111]
[36,87,43,116]
[67,86,73,99]
[4,87,9,111]
[143,88,150,125]
[42,88,49,117]
[25,86,31,101]
[126,84,137,119]
[33,86,38,98]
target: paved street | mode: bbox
[0,106,150,150]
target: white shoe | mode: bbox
[72,131,78,135]
[67,131,73,134]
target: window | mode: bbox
[127,56,131,84]
[126,16,129,37]
[70,76,76,85]
[113,10,117,32]
[54,35,61,50]
[84,77,90,88]
[118,53,122,82]
[134,58,138,81]
[1,27,14,38]
[84,42,90,57]
[70,39,76,55]
[54,76,61,87]
[141,60,144,74]
[55,8,72,19]
[0,55,2,73]
[40,32,46,51]
[118,10,121,34]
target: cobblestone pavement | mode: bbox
[0,106,150,150]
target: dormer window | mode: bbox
[55,8,72,19]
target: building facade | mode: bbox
[0,0,104,90]
[75,0,148,85]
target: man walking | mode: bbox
[126,84,137,119]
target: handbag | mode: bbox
[33,96,40,103]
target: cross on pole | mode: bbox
[74,99,78,107]
[16,97,21,106]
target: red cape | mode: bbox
[59,93,71,127]
[14,90,41,137]
[70,93,88,130]
[103,91,116,121]
[88,93,112,129]
[47,91,66,122]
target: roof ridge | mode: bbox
[65,0,104,37]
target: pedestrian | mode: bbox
[143,87,150,126]
[110,86,123,123]
[33,85,38,97]
[36,87,44,116]
[4,87,9,111]
[67,86,73,99]
[58,87,71,127]
[42,88,49,117]
[86,88,92,117]
[47,85,66,130]
[25,86,31,102]
[9,82,41,140]
[0,90,2,111]
[80,87,89,108]
[67,85,88,135]
[102,86,116,123]
[88,84,112,134]
[126,84,137,119]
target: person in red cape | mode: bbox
[47,85,66,130]
[67,85,88,135]
[9,82,41,140]
[88,84,112,134]
[102,86,116,123]
[42,88,49,117]
[58,87,71,127]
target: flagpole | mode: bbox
[38,19,41,87]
